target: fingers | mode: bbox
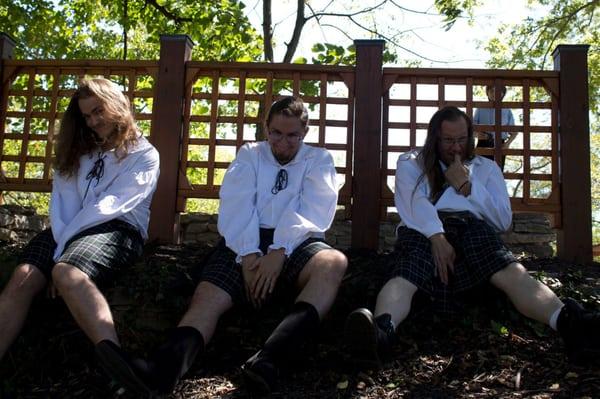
[454,153,461,163]
[437,261,448,285]
[247,258,259,271]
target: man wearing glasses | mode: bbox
[138,96,347,396]
[344,106,600,368]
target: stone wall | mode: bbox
[0,205,555,258]
[0,205,49,243]
[180,210,556,258]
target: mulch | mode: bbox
[1,243,599,398]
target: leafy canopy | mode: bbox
[0,0,263,61]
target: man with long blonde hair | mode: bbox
[0,78,160,395]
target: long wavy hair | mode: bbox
[415,106,475,202]
[53,78,139,177]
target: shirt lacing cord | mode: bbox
[271,169,288,194]
[83,151,106,203]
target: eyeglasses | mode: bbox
[268,130,303,144]
[440,136,469,146]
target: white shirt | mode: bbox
[218,141,338,262]
[50,135,160,261]
[394,151,512,239]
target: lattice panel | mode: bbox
[0,61,158,191]
[381,71,560,223]
[179,63,355,213]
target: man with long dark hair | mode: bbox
[0,78,160,392]
[345,106,599,368]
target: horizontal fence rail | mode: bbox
[178,61,355,216]
[381,68,561,225]
[0,59,158,192]
[0,35,591,262]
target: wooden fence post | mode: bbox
[0,33,16,206]
[148,35,193,244]
[352,40,384,250]
[552,44,592,263]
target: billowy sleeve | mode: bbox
[50,172,81,243]
[217,145,261,262]
[394,156,444,238]
[52,148,160,261]
[467,161,512,232]
[270,150,338,256]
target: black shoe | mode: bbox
[149,326,204,395]
[95,340,155,398]
[343,308,394,369]
[242,350,279,396]
[557,298,600,364]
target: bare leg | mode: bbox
[51,263,118,345]
[295,249,348,318]
[374,276,418,328]
[0,264,47,360]
[490,262,563,325]
[177,281,234,344]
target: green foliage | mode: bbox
[484,0,599,114]
[0,0,263,61]
[482,0,600,246]
[434,0,480,30]
[310,42,398,66]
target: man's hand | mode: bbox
[241,253,260,307]
[251,248,286,302]
[444,153,469,192]
[429,233,455,285]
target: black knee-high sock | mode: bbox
[153,326,204,393]
[258,301,320,364]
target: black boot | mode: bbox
[344,308,395,369]
[150,326,205,394]
[242,301,320,396]
[95,340,155,398]
[557,298,600,364]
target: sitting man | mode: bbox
[344,105,599,367]
[0,78,160,387]
[111,96,347,396]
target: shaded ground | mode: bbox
[1,242,599,398]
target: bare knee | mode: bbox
[3,263,46,299]
[308,249,348,281]
[51,263,87,292]
[189,281,233,310]
[490,262,529,289]
[379,277,418,300]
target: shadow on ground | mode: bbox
[1,243,599,398]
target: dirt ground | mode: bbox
[1,243,599,399]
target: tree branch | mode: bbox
[263,0,273,62]
[143,0,192,24]
[305,0,389,21]
[282,0,306,63]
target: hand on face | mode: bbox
[444,153,469,190]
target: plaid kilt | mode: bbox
[389,211,516,315]
[197,228,332,304]
[19,219,143,285]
